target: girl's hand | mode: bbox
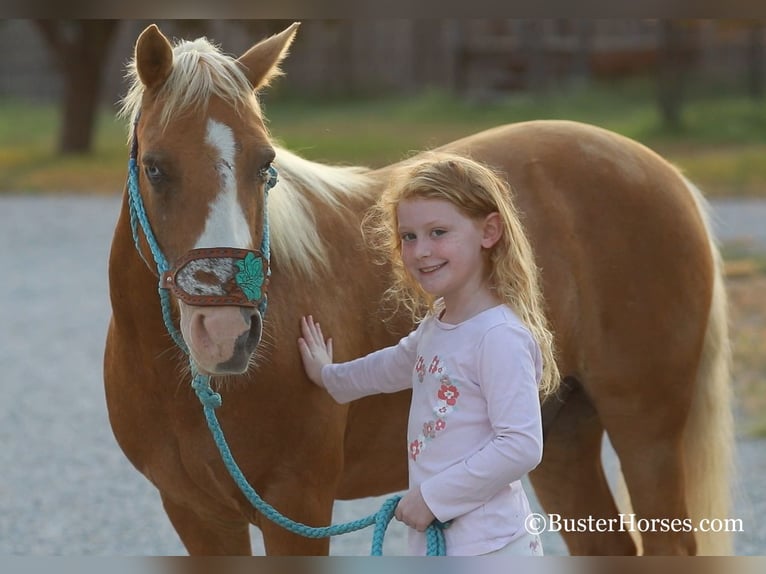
[394,486,436,532]
[297,315,333,387]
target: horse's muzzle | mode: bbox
[179,303,263,375]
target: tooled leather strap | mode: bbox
[160,247,269,307]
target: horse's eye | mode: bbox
[258,162,278,191]
[257,163,271,182]
[144,164,163,183]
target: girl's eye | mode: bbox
[401,232,416,242]
[431,229,446,237]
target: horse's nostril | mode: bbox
[214,312,262,374]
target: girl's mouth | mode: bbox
[420,263,446,274]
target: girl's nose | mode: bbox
[414,239,431,258]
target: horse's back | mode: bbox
[445,121,712,323]
[439,119,704,240]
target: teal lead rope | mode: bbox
[125,121,447,555]
[190,371,447,555]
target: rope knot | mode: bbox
[191,374,222,409]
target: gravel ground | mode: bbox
[709,198,766,252]
[0,194,764,556]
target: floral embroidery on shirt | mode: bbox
[434,403,453,417]
[415,356,426,383]
[410,438,423,460]
[409,356,460,461]
[438,382,459,406]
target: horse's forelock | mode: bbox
[120,36,260,134]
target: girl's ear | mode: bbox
[481,212,503,249]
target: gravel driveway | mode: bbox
[0,194,764,556]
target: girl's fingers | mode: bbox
[300,316,313,342]
[302,316,317,342]
[300,315,328,351]
[307,315,319,340]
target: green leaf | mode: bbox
[235,252,265,301]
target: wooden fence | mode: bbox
[0,19,763,105]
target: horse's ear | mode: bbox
[135,24,173,91]
[237,22,300,90]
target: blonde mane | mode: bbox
[270,147,375,277]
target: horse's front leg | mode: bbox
[160,492,252,555]
[257,480,336,555]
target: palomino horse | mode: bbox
[104,23,733,555]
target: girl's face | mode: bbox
[397,197,500,309]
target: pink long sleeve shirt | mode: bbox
[321,304,544,555]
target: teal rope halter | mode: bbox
[126,117,447,556]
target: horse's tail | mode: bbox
[614,177,735,555]
[681,177,735,555]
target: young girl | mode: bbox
[298,153,559,556]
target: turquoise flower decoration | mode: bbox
[235,252,265,302]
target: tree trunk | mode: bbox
[521,19,547,92]
[573,20,594,84]
[34,20,119,154]
[748,21,764,100]
[656,20,687,131]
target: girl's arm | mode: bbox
[298,315,421,403]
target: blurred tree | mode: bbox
[747,21,764,100]
[572,20,595,85]
[34,20,120,154]
[656,20,690,131]
[520,20,547,92]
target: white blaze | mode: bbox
[194,120,252,249]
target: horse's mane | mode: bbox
[119,36,260,129]
[270,147,375,278]
[119,35,376,279]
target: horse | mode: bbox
[104,22,733,556]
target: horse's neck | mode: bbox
[108,190,165,327]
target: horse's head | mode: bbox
[123,23,299,376]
